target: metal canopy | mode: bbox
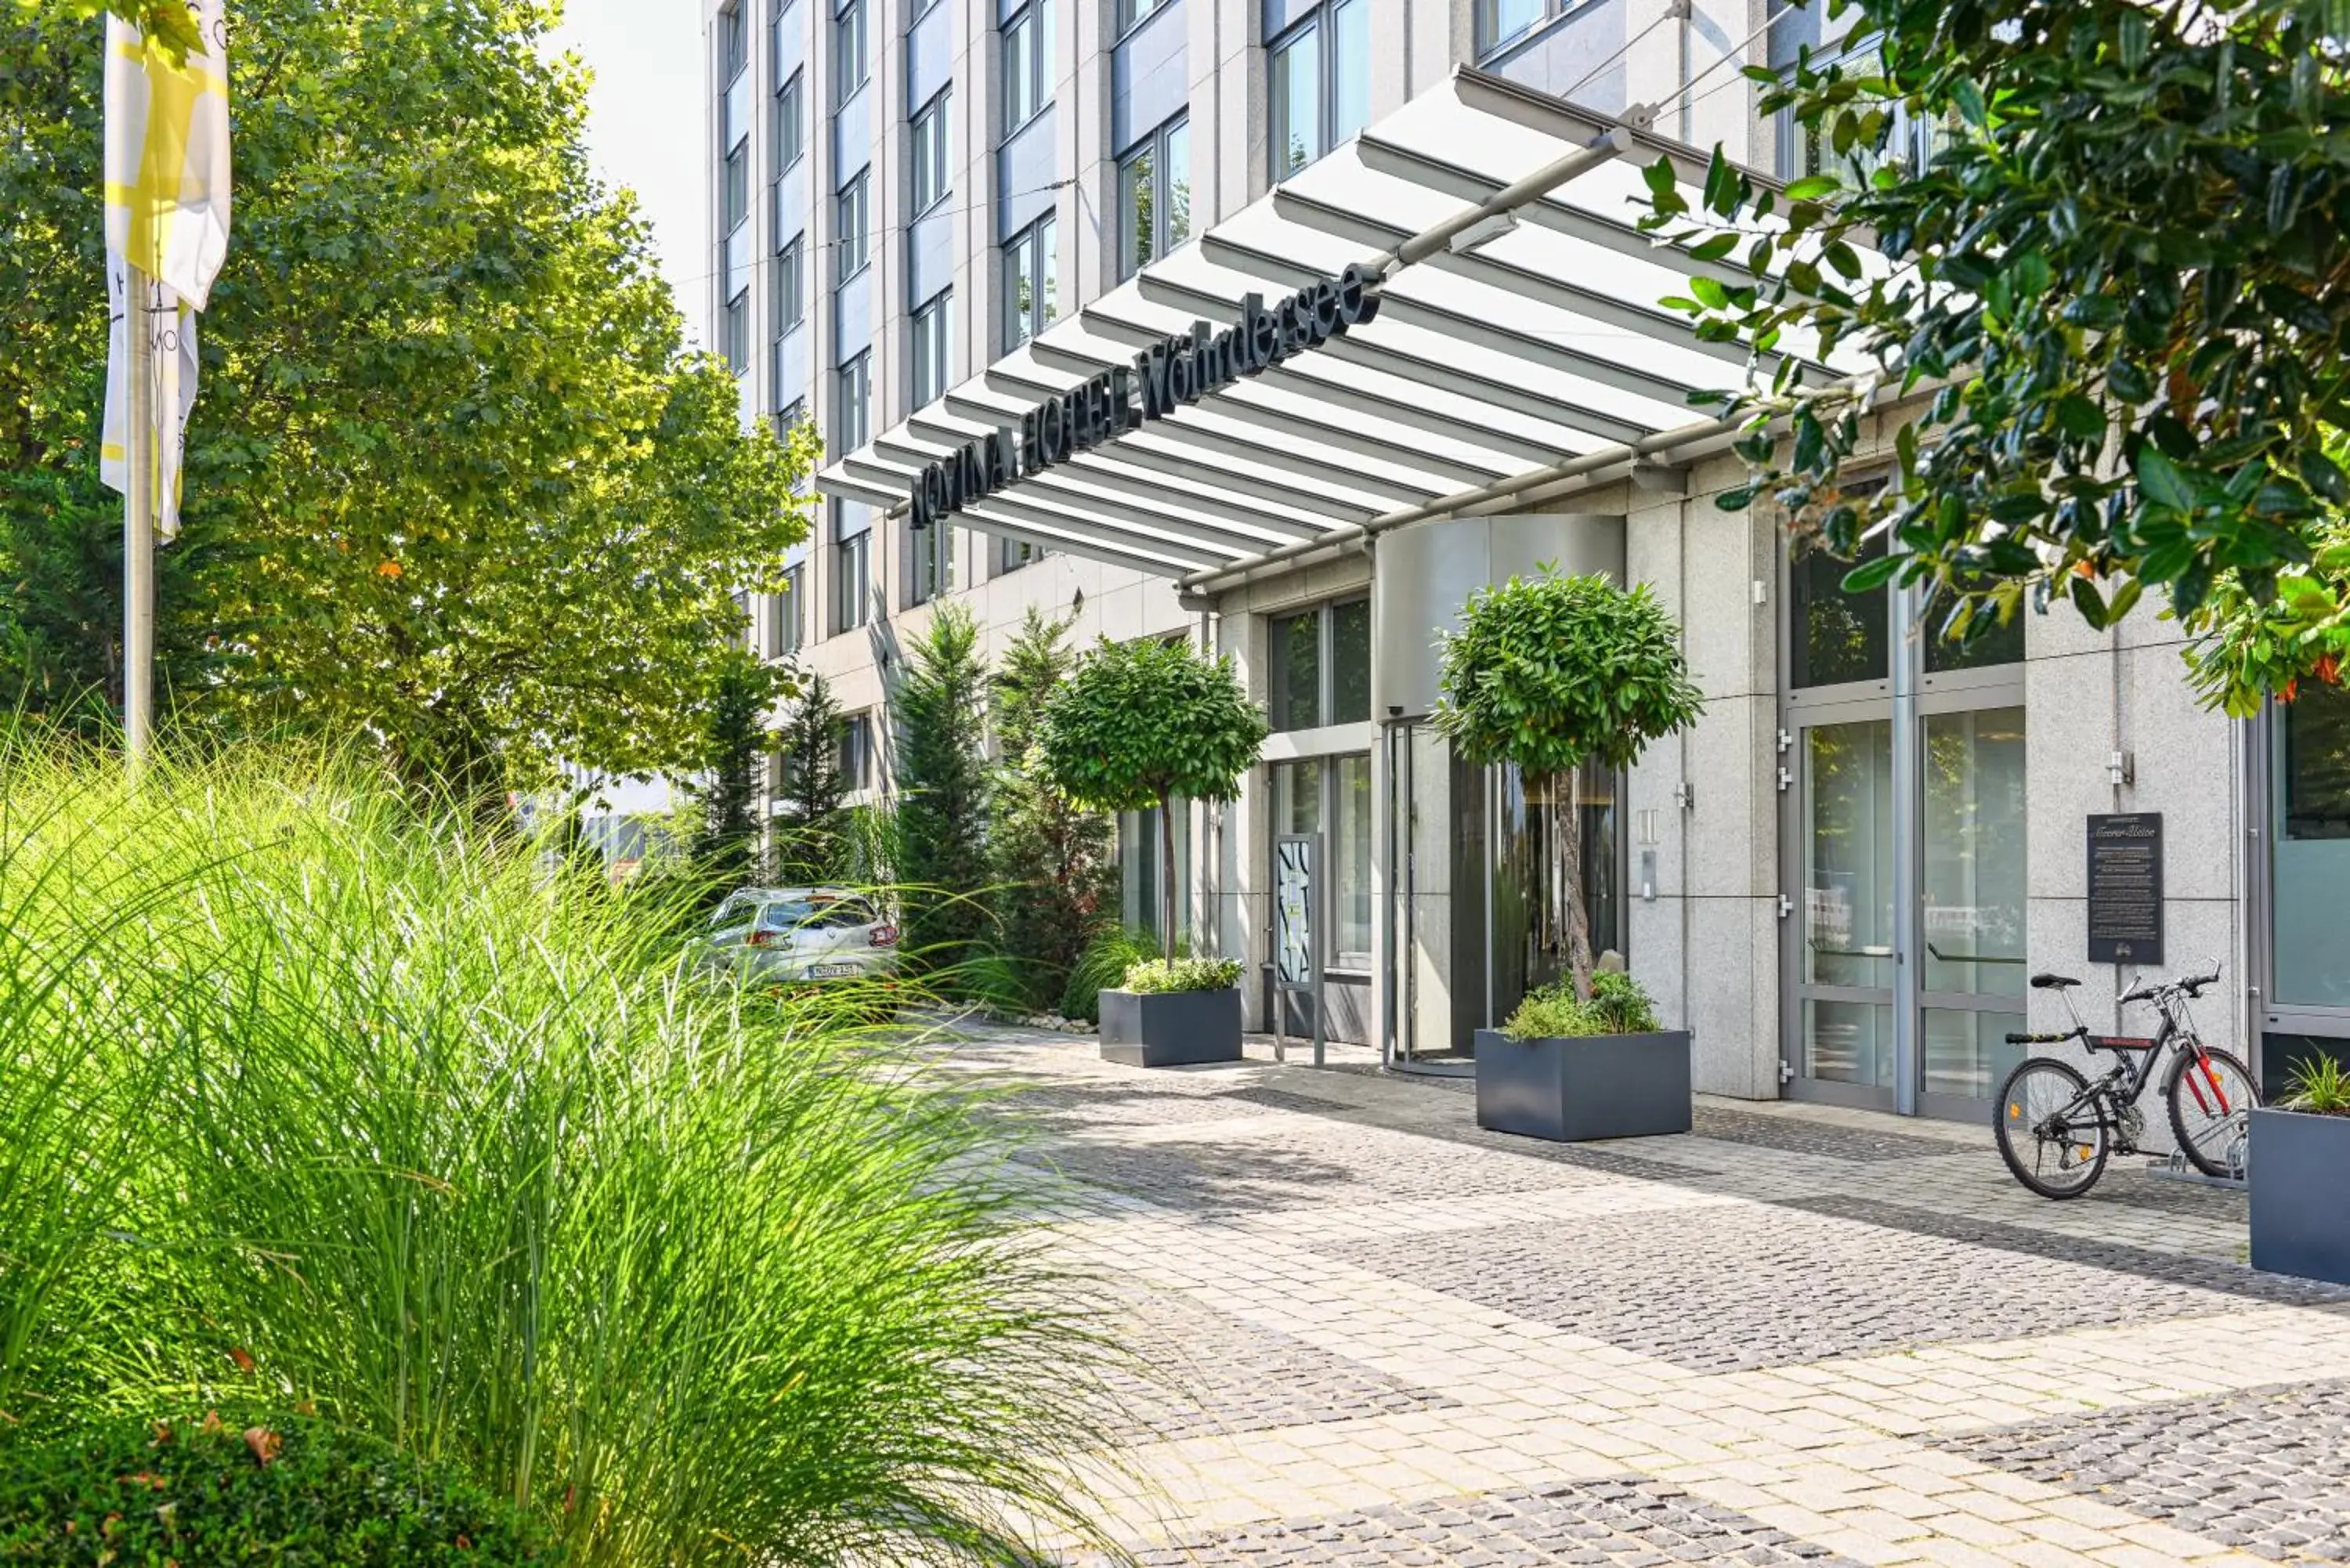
[815,67,1840,587]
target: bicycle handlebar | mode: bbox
[2119,967,2225,1005]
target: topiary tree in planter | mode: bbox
[1435,567,1703,1002]
[1039,637,1267,963]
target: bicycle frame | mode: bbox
[2030,981,2235,1147]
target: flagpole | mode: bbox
[124,261,156,775]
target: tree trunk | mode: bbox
[1158,789,1177,964]
[1554,765,1595,999]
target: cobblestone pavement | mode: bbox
[945,1027,2350,1566]
[1936,1380,2350,1561]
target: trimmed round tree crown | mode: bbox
[1434,569,1704,774]
[1039,636,1269,812]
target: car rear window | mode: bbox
[756,898,873,930]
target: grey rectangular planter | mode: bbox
[1474,1028,1692,1142]
[2250,1107,2350,1285]
[1100,986,1244,1068]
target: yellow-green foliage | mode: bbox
[0,734,1122,1566]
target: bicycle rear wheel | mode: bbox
[1994,1059,2108,1199]
[2165,1046,2257,1179]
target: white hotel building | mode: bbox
[703,0,2350,1117]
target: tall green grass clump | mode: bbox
[0,734,1121,1565]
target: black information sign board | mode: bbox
[2087,813,2164,966]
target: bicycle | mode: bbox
[1992,966,2258,1199]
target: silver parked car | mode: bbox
[700,886,902,988]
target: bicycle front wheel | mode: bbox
[2166,1046,2258,1179]
[1995,1059,2108,1199]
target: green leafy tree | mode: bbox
[989,608,1115,1010]
[686,652,772,891]
[895,602,992,964]
[1434,569,1702,999]
[772,670,848,884]
[0,0,816,794]
[1039,637,1267,964]
[1640,0,2350,710]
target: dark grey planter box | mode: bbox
[1100,986,1243,1068]
[1474,1028,1692,1142]
[2250,1107,2350,1285]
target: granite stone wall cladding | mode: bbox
[1066,1479,1864,1567]
[1936,1379,2350,1563]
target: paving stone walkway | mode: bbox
[947,1028,2350,1566]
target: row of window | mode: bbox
[721,0,1366,392]
[754,514,1042,661]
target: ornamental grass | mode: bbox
[0,732,1123,1566]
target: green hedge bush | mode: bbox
[0,1411,551,1566]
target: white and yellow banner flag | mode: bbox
[101,1,231,542]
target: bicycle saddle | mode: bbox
[2030,973,2082,989]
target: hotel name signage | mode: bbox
[907,262,1384,530]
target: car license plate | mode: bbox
[809,963,858,978]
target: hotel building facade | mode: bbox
[703,0,2350,1119]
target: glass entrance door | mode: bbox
[1792,715,1897,1105]
[1784,705,2029,1114]
[1918,704,2028,1113]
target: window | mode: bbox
[771,565,805,656]
[1475,0,1544,55]
[1115,0,1160,35]
[719,2,748,78]
[722,290,750,372]
[833,504,873,632]
[909,518,953,605]
[1270,754,1373,969]
[833,0,868,105]
[774,397,805,437]
[1119,798,1191,945]
[1000,0,1052,135]
[723,139,750,234]
[839,711,874,789]
[996,533,1041,575]
[1001,212,1057,349]
[1267,596,1369,731]
[1116,114,1189,278]
[1790,540,1889,688]
[909,289,951,408]
[2272,683,2350,1007]
[1267,0,1367,179]
[719,2,752,378]
[834,351,870,452]
[1771,28,1950,182]
[909,89,950,215]
[773,69,806,171]
[772,237,805,334]
[835,172,870,282]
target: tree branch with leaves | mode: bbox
[1642,0,2349,711]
